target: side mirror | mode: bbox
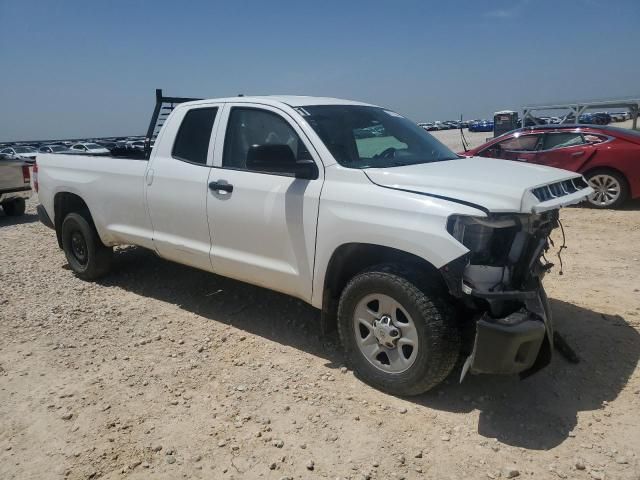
[246,144,318,180]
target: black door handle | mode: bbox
[209,181,233,193]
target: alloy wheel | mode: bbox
[588,174,621,207]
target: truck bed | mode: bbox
[36,152,154,249]
[0,157,31,193]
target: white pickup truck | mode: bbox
[35,93,592,395]
[0,153,32,216]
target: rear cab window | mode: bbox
[172,107,218,165]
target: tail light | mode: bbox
[22,165,31,184]
[32,163,38,192]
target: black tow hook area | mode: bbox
[461,311,546,380]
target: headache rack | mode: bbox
[143,89,201,159]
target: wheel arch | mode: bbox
[53,192,94,248]
[582,165,630,189]
[319,243,444,334]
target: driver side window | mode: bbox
[222,107,311,173]
[479,134,541,158]
[497,134,542,152]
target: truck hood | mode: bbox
[364,157,593,213]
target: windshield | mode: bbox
[14,147,33,153]
[85,143,103,149]
[51,145,67,152]
[298,105,459,168]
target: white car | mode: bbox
[69,143,110,155]
[35,95,592,395]
[610,112,628,122]
[39,145,70,154]
[0,146,38,161]
[126,140,145,150]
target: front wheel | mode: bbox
[585,169,629,209]
[61,212,112,280]
[337,264,460,396]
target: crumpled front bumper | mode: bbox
[441,256,554,380]
[460,283,553,380]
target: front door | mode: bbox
[207,104,323,301]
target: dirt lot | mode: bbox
[1,195,639,480]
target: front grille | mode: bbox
[532,178,588,202]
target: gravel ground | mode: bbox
[1,197,639,480]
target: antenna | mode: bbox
[459,114,469,152]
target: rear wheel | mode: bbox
[585,169,629,209]
[61,212,112,280]
[2,198,26,216]
[337,264,460,396]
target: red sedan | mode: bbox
[461,125,640,208]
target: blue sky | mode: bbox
[1,0,639,140]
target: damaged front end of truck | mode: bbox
[441,210,563,381]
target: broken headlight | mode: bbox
[447,215,518,254]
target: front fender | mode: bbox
[311,168,483,308]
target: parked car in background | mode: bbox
[39,145,70,154]
[0,146,38,162]
[96,141,117,151]
[69,143,110,155]
[517,117,548,128]
[460,124,640,208]
[125,140,145,150]
[0,153,31,216]
[610,112,628,122]
[468,120,494,132]
[579,112,611,125]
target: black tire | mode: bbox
[2,198,26,216]
[585,169,629,209]
[337,264,460,396]
[61,212,112,280]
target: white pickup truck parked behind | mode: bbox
[0,153,32,216]
[35,93,592,395]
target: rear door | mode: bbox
[206,103,323,301]
[535,132,596,170]
[145,103,222,271]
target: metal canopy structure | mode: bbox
[522,98,640,129]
